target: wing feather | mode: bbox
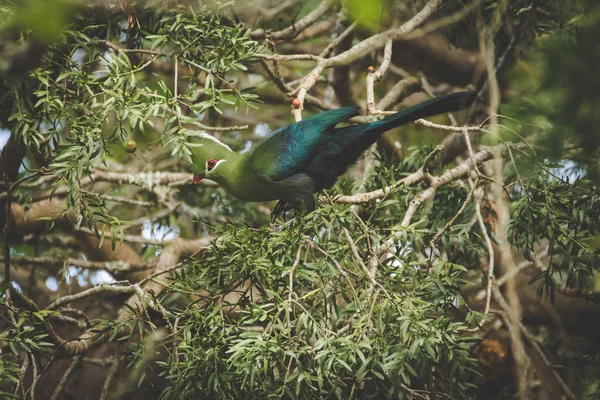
[246,106,360,181]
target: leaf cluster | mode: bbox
[155,204,480,399]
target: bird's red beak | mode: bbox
[192,173,205,184]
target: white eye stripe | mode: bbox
[189,131,233,151]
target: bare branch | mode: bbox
[97,39,163,56]
[366,40,393,116]
[98,194,155,207]
[47,283,137,311]
[326,0,444,68]
[49,355,82,400]
[292,0,444,120]
[73,226,168,246]
[13,355,28,398]
[335,169,425,204]
[555,285,600,302]
[256,53,322,61]
[473,182,494,314]
[6,255,152,274]
[493,302,577,400]
[516,320,578,400]
[335,144,517,205]
[415,118,482,132]
[255,0,298,22]
[319,21,357,58]
[99,356,121,400]
[377,76,420,111]
[250,0,337,41]
[192,122,249,132]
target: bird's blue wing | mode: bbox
[247,106,360,181]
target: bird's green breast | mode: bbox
[218,173,282,202]
[208,156,281,202]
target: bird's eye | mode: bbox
[207,159,218,171]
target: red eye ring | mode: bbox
[207,159,218,170]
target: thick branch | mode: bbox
[47,283,137,311]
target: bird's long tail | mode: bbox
[307,91,477,190]
[367,91,476,134]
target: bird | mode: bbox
[191,91,476,211]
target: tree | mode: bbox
[1,0,599,399]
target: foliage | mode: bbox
[157,204,480,399]
[508,159,600,301]
[2,0,259,241]
[1,0,599,399]
[502,0,600,180]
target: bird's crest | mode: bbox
[188,130,233,152]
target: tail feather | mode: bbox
[367,91,476,134]
[305,91,476,190]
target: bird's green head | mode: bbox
[189,133,236,185]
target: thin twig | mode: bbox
[496,250,548,286]
[517,321,578,400]
[49,355,82,400]
[192,122,249,131]
[415,118,482,132]
[13,355,29,398]
[100,356,121,400]
[28,353,39,400]
[430,179,477,251]
[173,54,178,99]
[288,243,305,300]
[74,226,167,246]
[473,181,494,314]
[7,255,152,273]
[250,0,337,40]
[97,39,163,56]
[279,356,295,399]
[256,53,322,61]
[99,194,155,207]
[342,228,381,296]
[377,76,420,111]
[359,39,394,189]
[3,172,12,284]
[366,40,393,115]
[493,305,577,400]
[319,21,357,57]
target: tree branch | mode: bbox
[291,0,444,120]
[335,144,515,205]
[250,0,337,41]
[6,255,152,274]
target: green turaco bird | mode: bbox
[192,91,475,211]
